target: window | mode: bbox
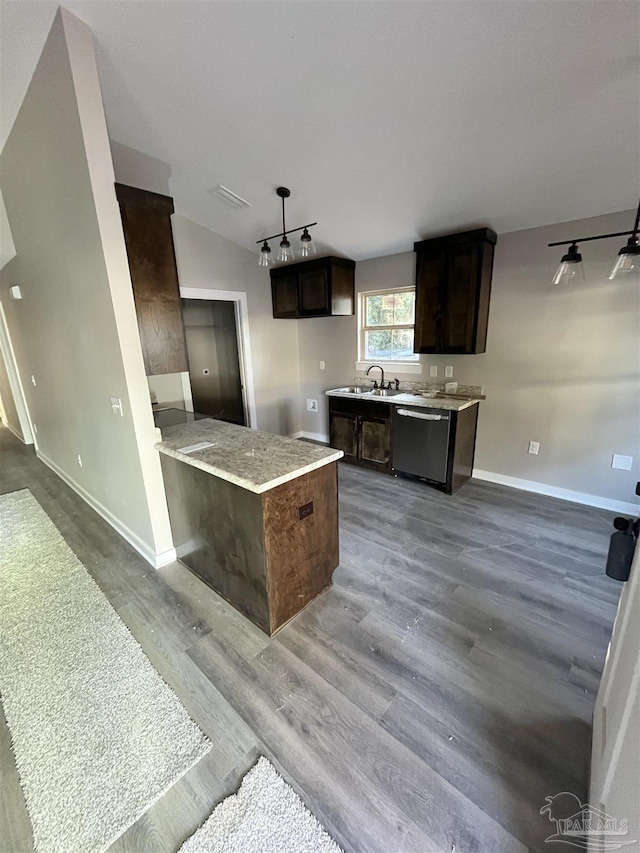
[359,287,418,363]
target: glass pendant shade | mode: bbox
[608,238,640,280]
[258,241,273,267]
[552,244,584,285]
[300,228,316,258]
[277,237,295,263]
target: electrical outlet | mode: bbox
[319,361,326,370]
[612,454,633,471]
[445,366,454,378]
[110,396,123,416]
[77,454,83,467]
[307,398,318,412]
[31,374,37,386]
[429,366,438,377]
[528,441,540,455]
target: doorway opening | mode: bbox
[179,288,256,429]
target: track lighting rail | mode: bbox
[548,197,640,284]
[255,222,318,244]
[548,229,636,248]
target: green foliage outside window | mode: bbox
[362,289,417,361]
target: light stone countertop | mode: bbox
[325,388,481,412]
[155,418,343,494]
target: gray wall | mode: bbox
[298,210,639,507]
[0,10,174,562]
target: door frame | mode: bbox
[0,301,34,445]
[179,287,257,429]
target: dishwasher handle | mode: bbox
[396,408,449,421]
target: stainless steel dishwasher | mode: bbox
[392,407,451,483]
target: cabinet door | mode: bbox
[119,206,188,376]
[442,242,480,353]
[414,247,446,352]
[358,416,391,471]
[299,268,330,316]
[329,412,357,462]
[272,274,299,318]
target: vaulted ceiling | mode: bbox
[1,1,639,260]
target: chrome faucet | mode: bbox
[366,364,385,389]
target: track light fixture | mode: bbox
[549,197,640,285]
[257,187,317,266]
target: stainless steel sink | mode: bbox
[334,386,402,397]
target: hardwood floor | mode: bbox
[0,425,621,853]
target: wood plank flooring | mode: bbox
[0,426,621,852]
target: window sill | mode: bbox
[355,361,423,375]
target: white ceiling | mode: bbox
[1,1,639,260]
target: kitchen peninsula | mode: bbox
[155,415,343,635]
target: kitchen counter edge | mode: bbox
[325,389,481,411]
[155,420,343,494]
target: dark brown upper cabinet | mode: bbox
[413,228,497,354]
[270,256,355,319]
[115,183,188,375]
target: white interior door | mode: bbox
[0,302,34,445]
[589,542,640,852]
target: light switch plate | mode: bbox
[319,361,326,370]
[307,399,318,412]
[528,441,540,455]
[110,396,123,416]
[445,366,454,378]
[612,454,633,471]
[429,366,438,377]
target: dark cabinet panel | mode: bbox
[272,274,299,318]
[414,228,496,355]
[414,245,447,351]
[299,268,330,315]
[270,256,355,319]
[328,398,392,473]
[116,183,188,375]
[359,416,391,470]
[329,412,357,462]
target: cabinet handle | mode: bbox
[396,409,448,421]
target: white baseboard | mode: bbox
[36,450,176,569]
[290,430,330,444]
[472,468,640,516]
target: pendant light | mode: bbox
[278,235,294,263]
[552,243,584,286]
[300,227,316,258]
[608,236,640,280]
[258,240,273,267]
[257,187,317,266]
[548,197,640,284]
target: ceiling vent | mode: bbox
[210,185,252,210]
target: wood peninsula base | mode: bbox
[160,454,339,635]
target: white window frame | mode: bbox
[356,286,422,374]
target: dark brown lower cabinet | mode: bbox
[328,398,392,473]
[328,396,479,493]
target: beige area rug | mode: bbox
[181,756,343,853]
[0,489,210,853]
